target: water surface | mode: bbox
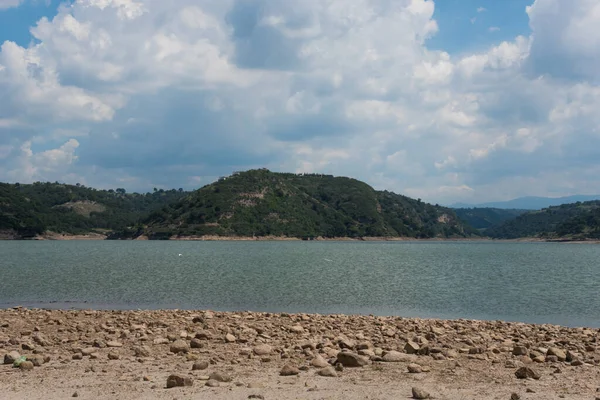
[1,241,599,327]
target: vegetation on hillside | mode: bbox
[485,201,600,239]
[134,169,478,240]
[454,208,528,230]
[0,182,187,237]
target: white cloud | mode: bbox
[477,7,486,13]
[0,0,599,205]
[0,0,22,10]
[489,26,500,32]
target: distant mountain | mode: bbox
[126,169,479,240]
[452,195,600,210]
[485,200,600,240]
[454,208,528,230]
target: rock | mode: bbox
[108,352,120,360]
[317,366,338,377]
[253,344,272,356]
[512,346,528,356]
[205,380,220,387]
[336,352,368,367]
[72,392,79,397]
[192,361,209,370]
[190,338,203,349]
[311,355,329,368]
[166,374,193,388]
[225,333,236,343]
[209,372,232,382]
[19,361,34,371]
[27,355,45,366]
[133,346,150,357]
[511,393,521,400]
[81,348,96,356]
[170,340,190,354]
[547,347,566,362]
[515,367,541,380]
[382,351,416,363]
[405,341,420,354]
[21,343,35,351]
[412,387,430,399]
[106,341,123,348]
[280,364,301,376]
[72,353,83,360]
[4,351,21,364]
[407,363,423,373]
[153,338,169,345]
[289,325,304,333]
[338,337,355,349]
[248,395,264,400]
[571,359,584,366]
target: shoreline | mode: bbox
[1,308,598,399]
[3,232,599,243]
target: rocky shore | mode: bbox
[1,308,599,399]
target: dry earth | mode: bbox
[1,308,599,400]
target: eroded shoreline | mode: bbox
[1,308,599,399]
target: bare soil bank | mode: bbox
[1,309,599,399]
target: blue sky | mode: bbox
[1,0,599,204]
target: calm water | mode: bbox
[0,241,599,327]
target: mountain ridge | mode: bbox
[451,195,600,210]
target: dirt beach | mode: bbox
[1,308,599,399]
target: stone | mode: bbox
[405,341,420,354]
[253,344,272,356]
[19,361,34,371]
[170,340,190,354]
[571,359,584,366]
[511,393,521,400]
[192,361,209,370]
[27,355,45,366]
[205,380,220,387]
[512,346,528,356]
[289,325,304,333]
[108,352,120,360]
[190,338,204,349]
[209,372,232,382]
[72,353,83,360]
[225,333,236,343]
[317,366,338,377]
[407,363,423,373]
[166,374,193,388]
[81,348,96,356]
[547,347,566,362]
[515,367,541,380]
[338,337,355,349]
[4,351,21,364]
[153,338,169,345]
[280,364,301,376]
[382,351,416,363]
[412,387,430,399]
[336,352,368,367]
[107,341,123,348]
[311,355,329,368]
[132,346,150,357]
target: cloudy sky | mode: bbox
[0,0,599,204]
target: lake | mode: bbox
[1,241,599,327]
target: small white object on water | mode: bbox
[178,254,182,257]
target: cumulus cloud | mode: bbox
[0,0,599,204]
[0,0,23,10]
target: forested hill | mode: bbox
[0,182,187,238]
[485,200,600,239]
[454,208,528,231]
[134,169,479,240]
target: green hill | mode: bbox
[454,208,528,231]
[0,182,187,238]
[132,169,478,240]
[485,201,600,239]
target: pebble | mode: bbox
[4,351,21,364]
[515,367,541,380]
[19,361,34,371]
[280,364,300,376]
[412,387,430,399]
[405,341,420,354]
[407,363,423,373]
[192,361,209,370]
[317,366,338,377]
[336,352,368,367]
[382,351,415,363]
[253,344,272,356]
[225,333,236,343]
[108,352,120,360]
[166,374,193,388]
[106,341,123,348]
[311,355,329,368]
[169,340,190,354]
[209,372,232,382]
[205,379,220,387]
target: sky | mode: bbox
[0,0,599,205]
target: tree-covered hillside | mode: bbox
[134,169,478,240]
[0,182,187,238]
[485,201,600,239]
[454,208,528,230]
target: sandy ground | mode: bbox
[1,309,599,400]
